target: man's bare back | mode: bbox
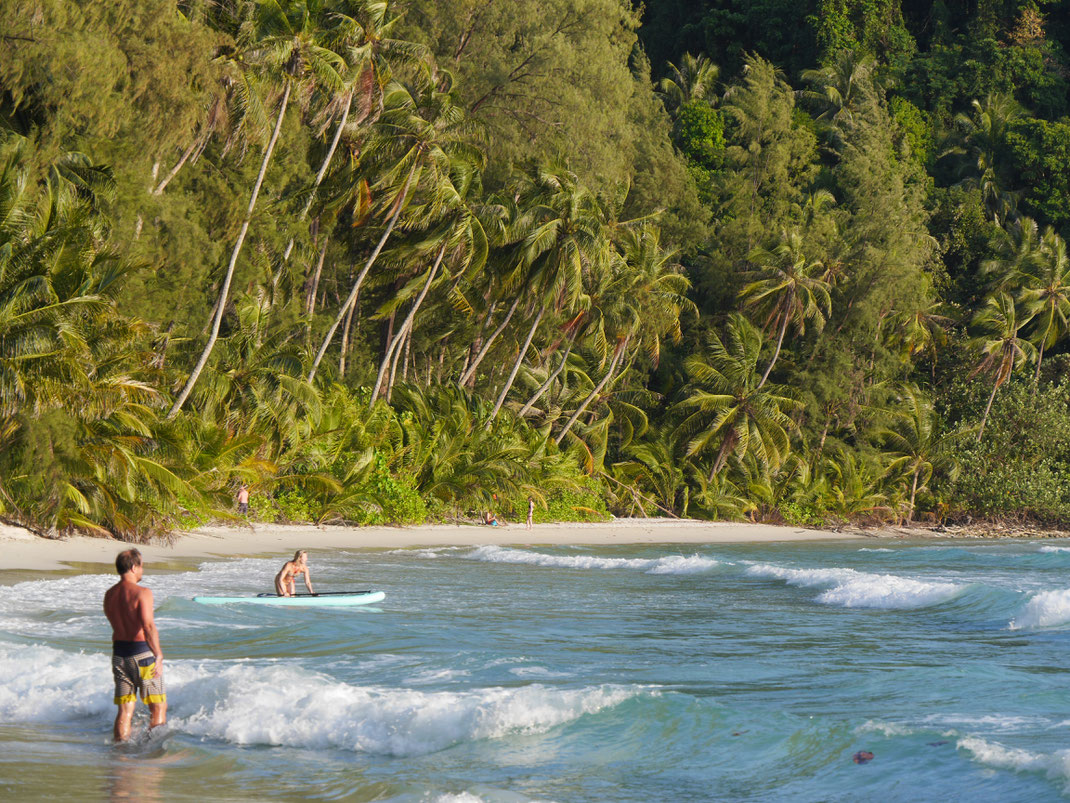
[104,580,152,642]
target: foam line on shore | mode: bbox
[464,545,722,574]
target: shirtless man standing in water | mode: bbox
[103,549,166,742]
[274,550,314,597]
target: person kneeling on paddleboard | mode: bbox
[275,550,314,597]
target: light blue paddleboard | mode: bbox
[193,591,385,607]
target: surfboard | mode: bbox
[192,590,385,607]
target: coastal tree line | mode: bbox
[2,0,1070,539]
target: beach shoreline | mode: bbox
[4,518,1067,576]
[0,519,868,574]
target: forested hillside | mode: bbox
[2,0,1069,539]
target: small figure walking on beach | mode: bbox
[275,550,314,597]
[103,549,166,742]
[237,484,250,515]
[527,496,535,530]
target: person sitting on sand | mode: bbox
[483,510,500,527]
[274,550,314,597]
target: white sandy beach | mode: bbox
[0,519,867,573]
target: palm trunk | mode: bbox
[459,295,521,387]
[306,237,329,317]
[461,302,496,379]
[908,467,919,523]
[338,296,357,376]
[284,93,352,262]
[487,303,546,425]
[554,337,628,445]
[977,378,1001,442]
[708,437,734,482]
[152,137,200,196]
[758,310,790,390]
[370,243,447,405]
[386,326,406,400]
[518,335,575,417]
[307,159,419,383]
[168,80,292,418]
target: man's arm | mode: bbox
[139,589,163,674]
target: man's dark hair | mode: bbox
[116,549,143,575]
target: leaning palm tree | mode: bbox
[554,225,692,444]
[740,228,832,389]
[969,292,1036,441]
[308,66,475,382]
[486,164,612,425]
[170,0,348,417]
[368,150,488,404]
[674,314,800,480]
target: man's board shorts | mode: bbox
[111,640,165,705]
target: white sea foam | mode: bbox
[745,564,962,609]
[958,736,1070,786]
[1009,589,1070,629]
[464,546,720,575]
[0,641,645,756]
[1038,546,1070,554]
[858,548,894,553]
[856,720,914,737]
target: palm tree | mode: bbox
[658,52,720,116]
[947,93,1023,223]
[980,216,1042,294]
[1020,228,1070,391]
[308,66,474,382]
[740,229,832,388]
[487,165,612,425]
[969,292,1036,441]
[877,386,957,522]
[554,225,692,444]
[281,0,425,261]
[170,0,348,416]
[799,49,875,127]
[368,153,488,404]
[674,314,800,480]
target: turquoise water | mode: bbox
[2,538,1070,801]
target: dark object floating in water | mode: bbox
[731,730,749,736]
[853,751,875,764]
[927,741,950,747]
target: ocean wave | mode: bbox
[464,546,720,575]
[1009,589,1070,629]
[1038,546,1070,554]
[858,548,894,553]
[744,564,962,609]
[958,736,1070,787]
[0,642,646,756]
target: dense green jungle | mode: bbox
[2,0,1070,540]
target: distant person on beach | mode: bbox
[103,548,166,742]
[237,484,250,514]
[483,510,500,526]
[527,497,535,530]
[275,550,314,597]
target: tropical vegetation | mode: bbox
[3,0,1070,540]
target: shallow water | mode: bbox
[2,538,1070,801]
